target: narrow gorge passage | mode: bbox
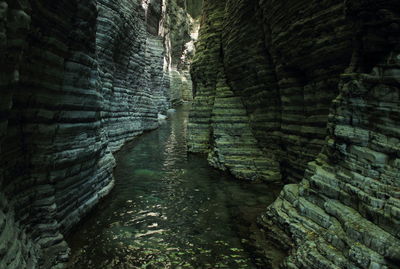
[66,105,281,268]
[1,0,399,268]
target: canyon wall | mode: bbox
[188,0,355,183]
[188,0,281,182]
[0,0,194,268]
[189,0,400,267]
[160,0,198,106]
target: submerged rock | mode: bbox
[133,169,163,179]
[158,113,168,124]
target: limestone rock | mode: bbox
[260,57,400,268]
[189,0,400,267]
[0,0,194,268]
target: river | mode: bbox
[66,104,281,269]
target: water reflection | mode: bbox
[66,104,281,269]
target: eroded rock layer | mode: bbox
[0,0,195,268]
[260,51,400,268]
[189,0,400,267]
[160,0,198,105]
[189,0,355,183]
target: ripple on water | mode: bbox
[66,104,281,269]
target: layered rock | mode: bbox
[188,0,355,183]
[159,0,198,106]
[0,1,39,268]
[145,35,171,115]
[188,0,281,182]
[187,0,226,153]
[259,2,400,267]
[0,0,194,268]
[207,76,281,181]
[257,0,355,182]
[189,0,400,267]
[168,24,197,105]
[260,51,400,268]
[184,0,203,18]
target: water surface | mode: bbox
[67,104,281,269]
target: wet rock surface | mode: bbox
[66,104,281,269]
[0,0,195,268]
[1,0,399,268]
[188,0,354,183]
[160,0,198,106]
[189,0,400,268]
[260,53,400,269]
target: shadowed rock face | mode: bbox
[0,0,193,268]
[160,0,198,106]
[189,0,400,267]
[184,0,203,18]
[188,0,355,183]
[0,0,399,268]
[174,0,203,18]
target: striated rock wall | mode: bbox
[175,0,203,19]
[187,0,225,153]
[189,0,400,267]
[260,58,400,268]
[1,1,101,267]
[159,0,198,106]
[188,0,354,183]
[257,0,354,182]
[168,25,197,105]
[185,0,203,18]
[0,1,39,268]
[0,0,193,268]
[260,2,400,268]
[97,0,164,155]
[187,0,280,181]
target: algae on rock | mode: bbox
[189,0,400,267]
[0,0,197,268]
